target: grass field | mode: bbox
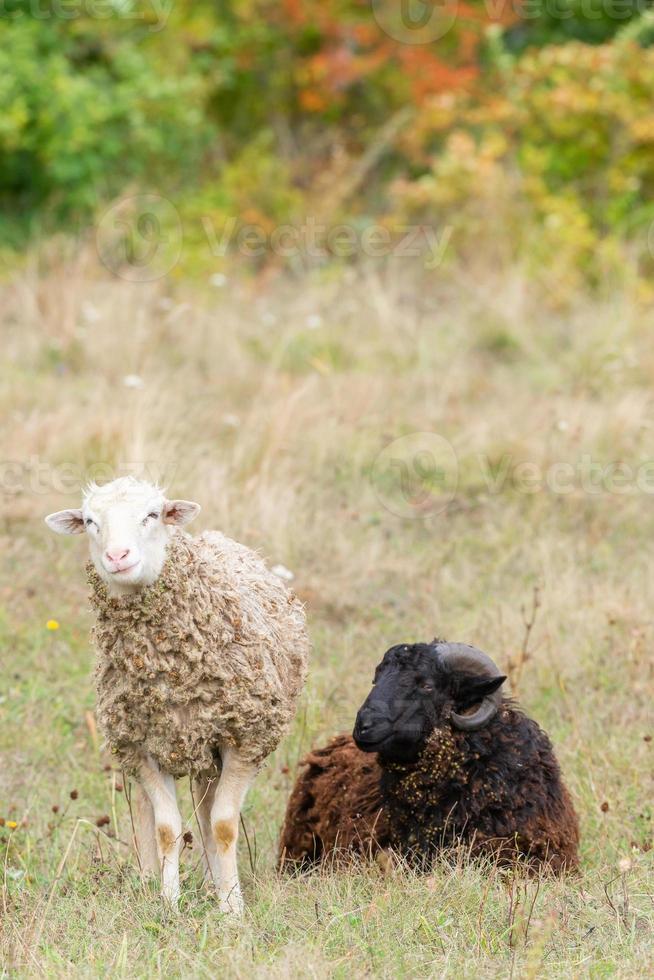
[0,251,652,977]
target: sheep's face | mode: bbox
[353,643,505,762]
[45,477,200,594]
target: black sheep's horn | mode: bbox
[435,642,506,732]
[450,698,499,732]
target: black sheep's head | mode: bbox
[352,642,507,762]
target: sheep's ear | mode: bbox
[163,500,201,526]
[455,675,506,710]
[45,509,85,535]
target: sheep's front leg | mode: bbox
[210,748,256,915]
[132,782,159,878]
[138,756,182,906]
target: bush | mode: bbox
[502,0,653,52]
[0,1,505,248]
[4,0,654,291]
[0,12,210,233]
[389,39,654,292]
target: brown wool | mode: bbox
[88,530,309,777]
[280,711,579,873]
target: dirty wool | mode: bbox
[87,531,309,777]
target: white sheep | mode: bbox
[45,476,309,912]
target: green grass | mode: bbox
[0,254,652,976]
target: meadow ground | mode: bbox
[0,250,652,977]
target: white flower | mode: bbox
[123,374,145,389]
[271,564,294,582]
[222,413,240,429]
[210,273,228,288]
[306,314,323,330]
[81,302,101,324]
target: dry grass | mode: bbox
[0,250,652,977]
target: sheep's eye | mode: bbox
[85,518,96,529]
[143,512,160,524]
[419,680,433,692]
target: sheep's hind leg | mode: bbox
[132,782,159,879]
[192,775,219,885]
[210,747,256,915]
[138,756,183,907]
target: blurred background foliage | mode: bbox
[2,0,654,289]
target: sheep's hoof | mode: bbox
[217,888,244,917]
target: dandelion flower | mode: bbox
[6,821,17,830]
[46,619,60,631]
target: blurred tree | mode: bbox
[0,3,210,236]
[3,0,654,285]
[0,0,510,242]
[503,0,654,51]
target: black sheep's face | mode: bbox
[352,643,505,762]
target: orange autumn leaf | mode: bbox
[299,88,329,112]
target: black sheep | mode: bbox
[280,641,579,872]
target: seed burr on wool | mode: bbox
[88,529,309,777]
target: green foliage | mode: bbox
[618,7,654,43]
[503,0,654,52]
[0,11,210,231]
[4,1,654,287]
[0,0,499,247]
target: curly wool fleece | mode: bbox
[87,530,309,777]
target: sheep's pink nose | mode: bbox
[105,547,131,564]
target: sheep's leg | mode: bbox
[138,756,182,906]
[132,782,159,878]
[192,775,219,884]
[210,748,256,915]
